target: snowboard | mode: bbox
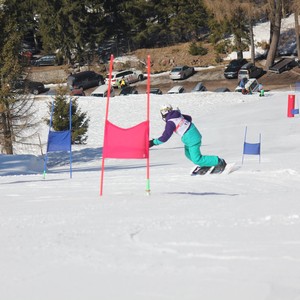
[220,163,238,174]
[191,163,237,176]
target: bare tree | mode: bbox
[0,3,39,154]
[0,85,39,154]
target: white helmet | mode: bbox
[160,104,173,121]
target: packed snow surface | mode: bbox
[1,88,300,300]
[1,13,300,300]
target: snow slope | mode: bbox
[1,88,300,300]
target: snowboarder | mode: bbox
[149,104,227,175]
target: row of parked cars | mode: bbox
[169,61,264,83]
[11,54,61,95]
[67,69,144,90]
[165,84,230,94]
[84,83,228,97]
[67,69,144,97]
[15,55,265,96]
[89,85,139,97]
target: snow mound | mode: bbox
[0,154,44,176]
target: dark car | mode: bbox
[70,88,85,96]
[238,62,264,80]
[12,80,48,95]
[150,88,162,95]
[224,59,248,79]
[67,71,104,90]
[32,55,58,66]
[119,86,138,96]
[214,87,230,92]
[269,58,297,74]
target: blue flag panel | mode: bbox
[243,142,261,155]
[47,131,71,152]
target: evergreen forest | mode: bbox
[1,0,298,67]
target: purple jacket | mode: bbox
[157,110,192,143]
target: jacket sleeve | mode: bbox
[153,120,176,145]
[182,114,192,122]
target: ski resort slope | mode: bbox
[1,90,300,300]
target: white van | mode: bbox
[91,85,115,97]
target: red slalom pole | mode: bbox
[100,54,114,196]
[287,94,295,118]
[146,55,151,195]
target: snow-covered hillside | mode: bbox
[1,89,300,300]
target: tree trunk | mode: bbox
[265,0,282,70]
[249,20,255,64]
[1,112,13,154]
[235,34,243,59]
[237,50,243,60]
[295,11,300,60]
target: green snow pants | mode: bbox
[182,123,219,167]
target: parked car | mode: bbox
[12,79,48,95]
[191,82,207,92]
[224,59,248,79]
[67,71,104,90]
[70,88,85,96]
[105,69,144,87]
[169,65,194,80]
[119,86,138,95]
[214,87,230,92]
[150,88,162,95]
[21,41,39,55]
[32,55,58,66]
[238,62,264,80]
[269,58,297,74]
[167,86,185,94]
[91,85,115,97]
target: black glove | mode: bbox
[149,139,155,148]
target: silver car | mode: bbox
[169,65,194,80]
[167,85,185,94]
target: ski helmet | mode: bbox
[160,104,173,121]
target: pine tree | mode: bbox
[35,0,107,64]
[47,87,89,145]
[203,0,250,59]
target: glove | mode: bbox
[149,139,155,148]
